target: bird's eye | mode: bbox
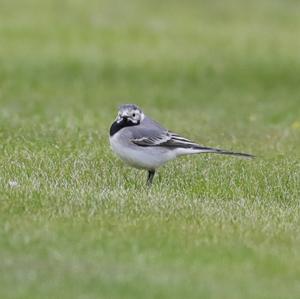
[132,113,136,117]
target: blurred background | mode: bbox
[1,0,299,147]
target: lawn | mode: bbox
[0,0,300,298]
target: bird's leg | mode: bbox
[147,170,155,186]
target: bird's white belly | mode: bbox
[110,132,176,170]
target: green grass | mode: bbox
[1,0,300,298]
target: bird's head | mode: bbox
[116,104,145,125]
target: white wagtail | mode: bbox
[109,104,254,186]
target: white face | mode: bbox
[116,107,144,124]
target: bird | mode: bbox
[109,104,254,186]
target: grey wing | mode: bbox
[130,116,202,148]
[132,130,201,148]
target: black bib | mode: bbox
[110,119,139,136]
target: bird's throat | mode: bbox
[109,119,139,136]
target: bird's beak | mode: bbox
[120,113,129,121]
[116,112,129,123]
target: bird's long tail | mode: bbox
[192,145,254,158]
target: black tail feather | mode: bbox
[195,146,255,158]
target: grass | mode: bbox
[1,0,300,298]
